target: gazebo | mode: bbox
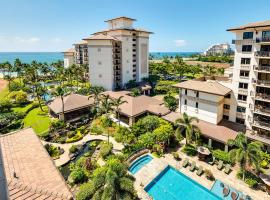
[48,94,94,122]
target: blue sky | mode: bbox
[1,0,270,52]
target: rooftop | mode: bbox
[83,34,120,41]
[105,16,137,22]
[102,91,170,117]
[227,19,270,31]
[162,112,245,144]
[174,79,231,96]
[48,93,94,114]
[0,128,73,199]
[62,48,75,53]
[73,40,88,45]
[93,28,154,35]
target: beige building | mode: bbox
[73,40,88,65]
[83,17,152,90]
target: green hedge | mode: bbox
[212,149,232,164]
[100,142,113,159]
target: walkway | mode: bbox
[41,134,124,166]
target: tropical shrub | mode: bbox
[260,160,268,169]
[8,90,28,104]
[9,81,22,91]
[172,152,180,160]
[44,144,63,159]
[100,142,113,159]
[76,181,95,200]
[212,149,232,164]
[204,169,215,181]
[69,145,79,154]
[164,94,178,111]
[236,170,260,188]
[66,130,83,143]
[114,126,135,144]
[68,166,87,184]
[181,144,197,156]
[0,99,12,113]
[154,80,178,94]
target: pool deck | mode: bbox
[133,150,269,200]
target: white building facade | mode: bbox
[83,17,152,90]
[63,48,75,68]
[204,43,232,56]
[228,20,270,148]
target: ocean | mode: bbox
[0,52,200,64]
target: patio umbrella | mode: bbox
[197,146,211,155]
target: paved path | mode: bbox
[41,134,124,166]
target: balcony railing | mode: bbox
[257,80,270,87]
[253,119,270,129]
[256,93,270,100]
[232,39,255,45]
[254,106,270,115]
[254,65,270,72]
[255,51,270,57]
[256,36,270,43]
[240,65,251,70]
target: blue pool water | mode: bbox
[145,166,221,200]
[211,180,245,200]
[129,155,153,174]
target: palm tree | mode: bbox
[111,96,127,126]
[175,112,200,145]
[77,158,137,200]
[228,133,263,180]
[54,86,68,121]
[99,94,113,142]
[14,58,23,85]
[3,62,13,90]
[88,86,105,113]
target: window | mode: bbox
[196,91,199,98]
[223,104,230,109]
[185,89,187,95]
[237,106,246,113]
[98,61,102,65]
[241,58,251,65]
[239,70,249,77]
[238,94,247,102]
[242,45,252,52]
[223,115,229,120]
[243,32,253,39]
[225,93,231,99]
[97,48,101,52]
[184,99,187,105]
[195,102,199,108]
[236,118,245,125]
[239,82,248,89]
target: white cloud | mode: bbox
[51,38,63,43]
[13,36,40,44]
[174,39,186,47]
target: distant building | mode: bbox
[204,43,232,56]
[64,16,152,90]
[63,48,75,68]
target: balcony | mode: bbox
[232,39,255,45]
[254,105,270,116]
[253,119,270,131]
[236,112,245,118]
[255,93,270,101]
[238,89,248,95]
[257,80,270,87]
[254,65,270,73]
[255,51,270,58]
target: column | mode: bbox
[224,144,229,152]
[129,117,135,126]
[208,138,212,148]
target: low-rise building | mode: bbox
[63,48,75,68]
[204,43,233,55]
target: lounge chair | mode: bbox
[196,166,203,176]
[208,157,216,165]
[217,160,224,170]
[182,158,189,168]
[231,191,239,200]
[189,161,196,172]
[223,187,230,197]
[224,164,231,174]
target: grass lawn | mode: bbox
[12,103,33,113]
[23,106,51,137]
[0,83,9,100]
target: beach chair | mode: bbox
[189,161,196,172]
[196,166,203,176]
[217,160,224,170]
[224,164,231,174]
[182,158,189,168]
[208,157,216,165]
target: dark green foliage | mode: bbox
[100,142,113,159]
[212,149,232,164]
[181,144,197,156]
[164,94,178,111]
[236,170,261,188]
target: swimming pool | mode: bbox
[129,155,153,174]
[145,166,221,200]
[211,180,245,200]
